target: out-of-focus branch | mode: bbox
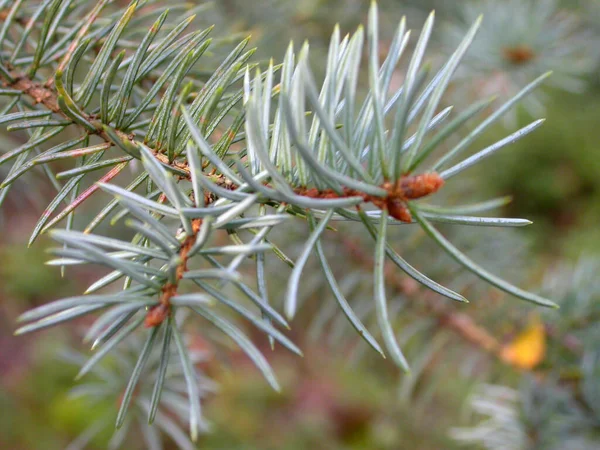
[338,236,503,355]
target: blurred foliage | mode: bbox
[200,347,468,450]
[476,85,600,256]
[453,257,600,449]
[0,242,77,304]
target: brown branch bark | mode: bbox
[145,218,203,327]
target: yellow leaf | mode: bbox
[500,315,546,369]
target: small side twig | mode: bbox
[145,218,203,327]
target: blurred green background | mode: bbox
[1,0,599,449]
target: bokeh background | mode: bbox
[1,0,599,449]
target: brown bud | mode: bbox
[387,198,412,223]
[398,172,444,200]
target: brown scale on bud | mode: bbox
[383,172,445,223]
[396,172,445,200]
[387,197,412,222]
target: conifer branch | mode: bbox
[1,1,569,445]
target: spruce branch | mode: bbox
[2,67,451,231]
[0,1,567,444]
